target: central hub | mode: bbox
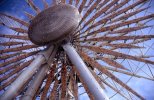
[28,4,81,45]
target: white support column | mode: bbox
[62,43,109,100]
[0,45,57,100]
[21,46,57,100]
[21,64,49,100]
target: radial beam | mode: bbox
[62,43,109,100]
[0,45,57,100]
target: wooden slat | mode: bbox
[41,64,56,100]
[79,51,144,99]
[107,26,150,34]
[42,0,49,9]
[110,7,149,24]
[82,0,119,29]
[0,60,33,82]
[96,0,110,10]
[87,0,93,7]
[80,14,154,38]
[80,0,101,24]
[0,13,29,27]
[109,1,149,23]
[81,45,154,65]
[100,57,127,70]
[27,0,41,14]
[0,72,20,91]
[0,45,39,54]
[0,41,25,46]
[75,5,147,37]
[9,27,28,33]
[0,51,39,68]
[0,34,29,40]
[69,67,78,99]
[79,35,154,42]
[99,43,142,49]
[106,0,129,15]
[24,11,34,20]
[61,64,67,99]
[78,0,87,13]
[0,62,22,74]
[0,22,28,33]
[0,52,23,60]
[83,0,147,31]
[49,78,59,99]
[108,43,142,49]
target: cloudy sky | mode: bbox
[0,0,154,100]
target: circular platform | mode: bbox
[28,4,81,45]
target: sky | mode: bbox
[0,0,154,100]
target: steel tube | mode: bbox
[62,43,109,100]
[21,46,58,100]
[0,45,56,100]
[21,64,49,100]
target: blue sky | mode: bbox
[0,0,154,100]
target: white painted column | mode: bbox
[62,43,109,100]
[0,45,57,100]
[21,64,49,100]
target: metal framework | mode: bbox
[0,0,154,100]
[63,43,109,100]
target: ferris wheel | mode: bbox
[0,0,154,100]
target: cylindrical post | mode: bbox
[62,43,109,100]
[21,64,49,100]
[0,45,57,100]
